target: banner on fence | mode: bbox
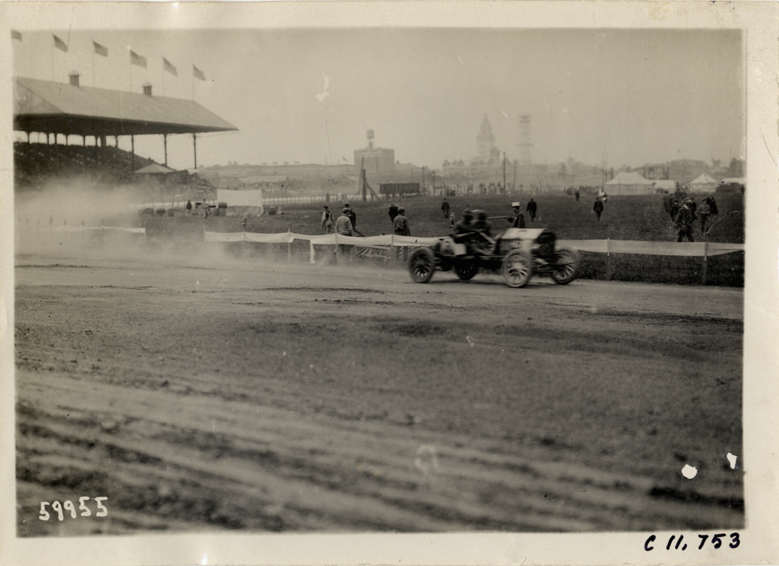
[216,189,264,208]
[559,239,744,257]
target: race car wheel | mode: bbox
[502,250,533,288]
[453,261,479,280]
[551,248,581,285]
[408,247,436,283]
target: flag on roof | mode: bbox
[193,65,205,81]
[53,34,68,52]
[163,57,178,77]
[12,30,22,42]
[130,50,147,68]
[93,41,108,57]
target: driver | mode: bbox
[470,210,494,254]
[471,211,493,238]
[451,209,475,240]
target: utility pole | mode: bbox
[503,152,507,193]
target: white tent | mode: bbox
[605,171,654,195]
[689,173,719,192]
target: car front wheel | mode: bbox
[408,247,436,283]
[551,248,580,285]
[502,250,533,288]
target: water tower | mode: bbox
[516,114,533,166]
[367,129,374,149]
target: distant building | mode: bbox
[354,129,395,176]
[442,114,504,180]
[477,114,499,161]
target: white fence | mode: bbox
[21,223,745,284]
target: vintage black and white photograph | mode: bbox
[1,2,777,565]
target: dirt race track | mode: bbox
[14,251,744,535]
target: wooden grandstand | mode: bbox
[13,75,237,187]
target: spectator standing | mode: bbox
[393,207,411,261]
[506,201,526,228]
[593,197,604,221]
[704,195,719,216]
[526,198,538,222]
[669,198,680,221]
[601,193,608,205]
[186,199,193,214]
[344,203,357,231]
[698,200,711,233]
[441,198,451,218]
[393,207,410,236]
[575,189,580,202]
[335,207,354,262]
[687,197,697,216]
[449,211,456,230]
[676,201,695,242]
[388,203,399,226]
[321,205,334,234]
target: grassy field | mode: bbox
[173,191,746,287]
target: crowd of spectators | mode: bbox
[14,142,154,188]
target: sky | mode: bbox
[11,27,744,172]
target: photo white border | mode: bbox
[1,2,777,565]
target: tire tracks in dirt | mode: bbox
[17,369,743,535]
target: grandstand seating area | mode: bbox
[14,142,155,189]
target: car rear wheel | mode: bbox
[502,250,533,288]
[408,247,436,283]
[453,261,479,280]
[551,248,580,285]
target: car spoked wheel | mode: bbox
[502,250,533,288]
[453,261,479,280]
[551,248,581,285]
[408,247,436,283]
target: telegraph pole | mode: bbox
[503,152,507,193]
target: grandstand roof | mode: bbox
[13,77,238,137]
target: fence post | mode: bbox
[701,237,709,285]
[391,233,395,263]
[605,237,612,281]
[335,231,339,264]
